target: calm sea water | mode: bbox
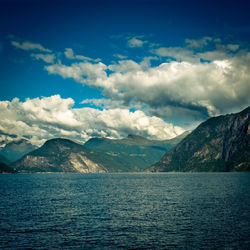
[0,173,249,249]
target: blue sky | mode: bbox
[0,0,250,145]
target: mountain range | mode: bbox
[1,106,249,173]
[11,133,188,173]
[147,106,250,172]
[83,133,189,172]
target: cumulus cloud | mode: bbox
[64,48,75,59]
[81,98,143,111]
[152,46,198,62]
[10,36,250,128]
[108,60,142,73]
[197,50,229,61]
[185,36,213,49]
[64,48,101,62]
[31,53,55,63]
[140,56,159,69]
[152,37,237,62]
[44,42,250,124]
[127,37,145,48]
[226,44,240,51]
[0,95,184,146]
[113,54,128,59]
[11,40,52,53]
[45,61,108,87]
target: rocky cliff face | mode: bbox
[148,106,250,172]
[12,138,107,173]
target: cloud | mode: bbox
[108,60,142,73]
[140,56,159,68]
[64,48,75,59]
[152,46,198,62]
[113,54,128,59]
[44,42,250,124]
[64,48,101,62]
[185,36,213,49]
[152,37,236,62]
[104,57,250,116]
[196,50,229,61]
[31,53,55,63]
[0,95,184,146]
[45,61,108,87]
[11,40,52,53]
[10,36,250,128]
[81,98,143,111]
[226,44,240,51]
[127,37,145,48]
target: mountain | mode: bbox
[0,153,11,165]
[12,132,189,173]
[0,139,37,163]
[12,138,107,173]
[0,162,16,173]
[84,132,189,172]
[147,106,250,172]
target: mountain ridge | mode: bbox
[147,106,250,172]
[12,138,107,173]
[9,103,250,175]
[83,132,189,171]
[11,132,188,173]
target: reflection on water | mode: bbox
[0,173,250,249]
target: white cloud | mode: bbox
[151,37,237,62]
[140,56,159,68]
[108,60,142,73]
[0,95,184,146]
[198,51,229,61]
[185,36,213,49]
[11,40,52,53]
[45,61,108,87]
[64,48,75,59]
[113,54,128,59]
[81,98,143,111]
[10,36,250,127]
[226,44,240,51]
[152,47,198,62]
[64,48,101,62]
[44,44,250,122]
[127,37,145,48]
[81,98,124,109]
[31,53,55,63]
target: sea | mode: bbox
[0,173,249,249]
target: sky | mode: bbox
[0,0,250,146]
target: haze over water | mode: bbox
[0,173,249,249]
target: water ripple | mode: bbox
[0,173,250,249]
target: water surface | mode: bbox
[0,173,249,249]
